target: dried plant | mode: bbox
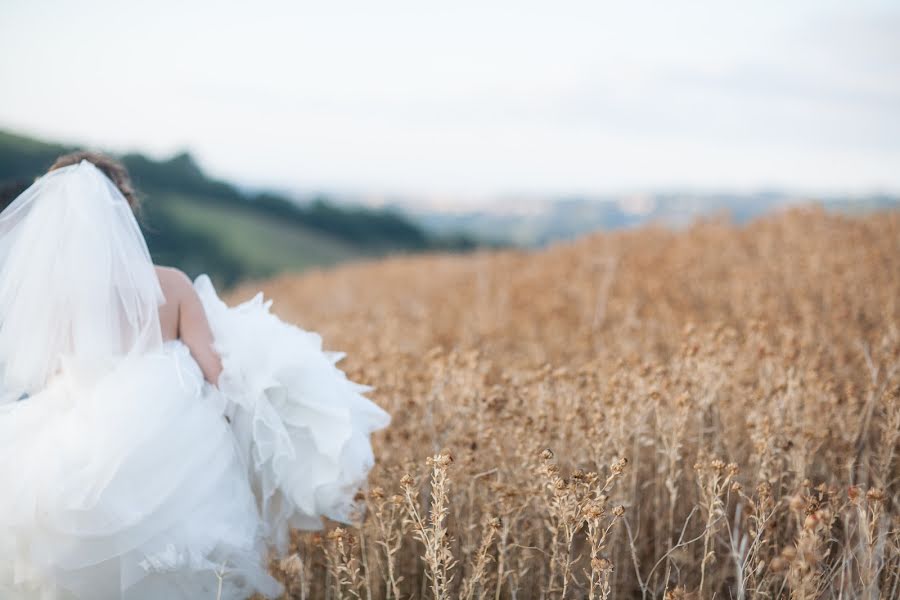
[401,452,457,600]
[227,208,900,599]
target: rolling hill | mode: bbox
[0,129,474,285]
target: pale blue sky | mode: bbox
[1,1,898,199]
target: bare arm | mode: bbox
[175,275,223,386]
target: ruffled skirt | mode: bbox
[0,276,390,599]
[196,275,391,551]
[0,345,282,600]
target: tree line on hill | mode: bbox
[0,130,477,285]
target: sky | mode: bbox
[1,1,899,201]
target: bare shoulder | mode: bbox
[154,265,195,302]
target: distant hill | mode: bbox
[0,130,475,286]
[408,192,900,247]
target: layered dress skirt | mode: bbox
[0,277,390,600]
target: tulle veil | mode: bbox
[0,158,389,599]
[0,159,163,402]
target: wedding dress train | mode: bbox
[0,160,389,599]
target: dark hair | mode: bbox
[48,151,141,211]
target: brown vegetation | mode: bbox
[234,208,900,599]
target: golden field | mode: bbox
[232,208,899,599]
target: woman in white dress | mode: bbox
[0,153,390,599]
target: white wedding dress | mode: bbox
[0,161,390,599]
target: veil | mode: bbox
[0,160,163,400]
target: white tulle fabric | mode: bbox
[0,343,283,600]
[0,161,163,401]
[0,161,390,599]
[196,276,391,551]
[0,163,281,599]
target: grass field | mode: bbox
[231,208,899,599]
[154,193,363,276]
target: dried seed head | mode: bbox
[803,513,819,530]
[583,501,605,520]
[400,474,415,489]
[280,553,303,577]
[591,556,613,572]
[866,488,885,502]
[541,448,554,461]
[769,556,789,572]
[613,505,626,517]
[370,486,386,500]
[437,450,454,467]
[664,586,688,600]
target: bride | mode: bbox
[0,153,391,599]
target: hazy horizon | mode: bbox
[2,1,899,201]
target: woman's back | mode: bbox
[155,265,223,384]
[155,266,181,342]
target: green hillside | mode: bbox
[0,130,473,285]
[153,193,360,272]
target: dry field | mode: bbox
[232,208,899,599]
